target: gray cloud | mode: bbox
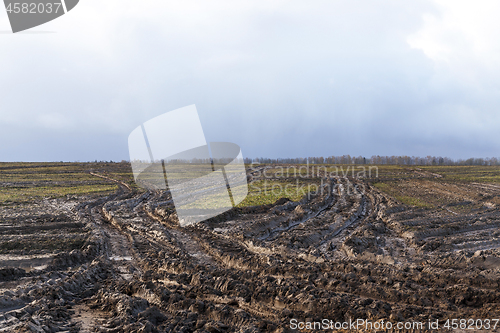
[0,0,499,161]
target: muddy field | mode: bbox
[1,162,500,332]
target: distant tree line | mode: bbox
[244,155,500,166]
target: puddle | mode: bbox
[109,256,132,261]
[120,274,133,280]
[0,254,54,273]
[22,265,48,273]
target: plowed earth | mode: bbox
[1,163,500,332]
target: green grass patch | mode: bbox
[0,162,133,203]
[373,182,434,209]
[237,179,320,207]
[0,184,118,203]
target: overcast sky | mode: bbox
[1,0,499,161]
